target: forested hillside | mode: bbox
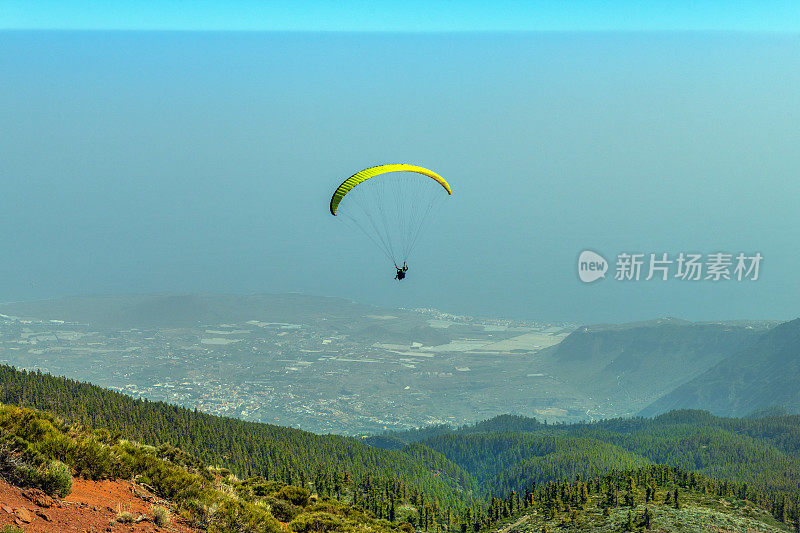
[0,402,421,532]
[0,364,480,514]
[4,363,800,531]
[413,433,650,497]
[371,410,800,498]
[2,401,798,532]
[476,464,799,532]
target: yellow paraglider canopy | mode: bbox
[330,164,451,216]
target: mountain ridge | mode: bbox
[640,317,800,417]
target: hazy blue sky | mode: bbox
[2,1,799,32]
[1,30,799,323]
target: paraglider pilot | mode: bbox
[395,262,408,280]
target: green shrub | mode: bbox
[152,505,171,526]
[209,499,283,533]
[250,479,285,497]
[42,459,72,497]
[399,522,414,533]
[70,438,116,479]
[180,498,212,527]
[289,511,345,533]
[265,496,303,521]
[278,485,310,507]
[0,450,72,497]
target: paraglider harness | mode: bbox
[395,262,408,280]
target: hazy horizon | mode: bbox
[2,31,798,324]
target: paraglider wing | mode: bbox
[330,164,451,216]
[329,163,451,267]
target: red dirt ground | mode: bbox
[0,478,202,532]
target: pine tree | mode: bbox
[624,511,634,532]
[606,483,618,507]
[642,507,653,530]
[626,477,636,507]
[625,490,635,507]
[460,507,472,533]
